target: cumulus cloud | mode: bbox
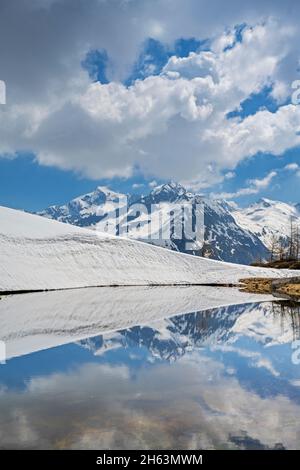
[224,171,236,179]
[285,162,300,171]
[132,183,144,189]
[212,170,277,199]
[213,159,300,199]
[1,1,300,188]
[250,171,278,191]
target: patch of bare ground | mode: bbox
[276,283,300,298]
[239,278,274,294]
[251,260,300,270]
[239,277,300,300]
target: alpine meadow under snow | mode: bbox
[1,205,300,293]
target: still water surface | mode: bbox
[0,293,300,449]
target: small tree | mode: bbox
[201,242,214,258]
[288,216,294,260]
[293,224,300,260]
[268,234,280,262]
[278,237,287,261]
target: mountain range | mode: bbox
[5,204,289,292]
[37,182,300,265]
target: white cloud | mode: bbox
[1,3,300,188]
[212,170,277,199]
[249,171,277,190]
[212,158,300,200]
[224,171,236,180]
[285,162,300,171]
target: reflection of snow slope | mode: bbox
[1,205,299,292]
[81,301,299,363]
[80,303,248,362]
[0,286,276,360]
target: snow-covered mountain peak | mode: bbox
[37,183,270,263]
[36,182,300,265]
[149,181,191,202]
[38,185,128,227]
[94,186,126,200]
[77,186,126,206]
[255,197,275,208]
[248,197,295,213]
[233,197,300,247]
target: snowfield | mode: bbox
[233,197,300,247]
[1,205,300,292]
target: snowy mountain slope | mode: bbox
[39,186,127,228]
[0,286,277,360]
[233,198,300,248]
[38,182,269,264]
[128,183,269,263]
[0,205,299,292]
[202,198,268,264]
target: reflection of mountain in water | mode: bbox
[79,301,300,362]
[272,301,300,341]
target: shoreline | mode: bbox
[240,277,300,301]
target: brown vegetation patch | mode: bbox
[251,260,300,270]
[239,278,274,294]
[277,283,300,298]
[239,277,300,299]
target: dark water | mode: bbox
[1,300,300,449]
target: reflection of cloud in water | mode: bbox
[1,299,300,449]
[1,357,300,450]
[211,345,280,377]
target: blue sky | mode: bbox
[0,0,300,211]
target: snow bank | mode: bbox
[1,205,299,292]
